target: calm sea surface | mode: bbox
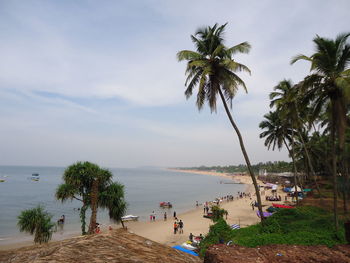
[0,166,245,245]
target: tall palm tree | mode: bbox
[291,33,350,230]
[270,80,321,197]
[18,206,54,244]
[177,23,264,222]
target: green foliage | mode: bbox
[199,206,346,257]
[56,161,127,235]
[199,219,233,257]
[211,205,228,222]
[18,206,55,244]
[181,160,293,174]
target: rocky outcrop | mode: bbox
[204,244,350,263]
[0,229,201,263]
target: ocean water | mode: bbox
[0,166,246,245]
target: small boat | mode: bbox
[31,173,40,181]
[121,215,139,221]
[0,179,5,183]
[160,202,172,208]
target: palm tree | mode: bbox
[56,161,127,234]
[18,206,54,244]
[259,111,292,152]
[291,33,350,230]
[99,182,127,228]
[270,80,321,197]
[88,168,113,234]
[56,161,97,235]
[177,23,264,222]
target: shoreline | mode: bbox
[1,169,287,251]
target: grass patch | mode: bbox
[199,206,346,257]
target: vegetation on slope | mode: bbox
[199,206,346,257]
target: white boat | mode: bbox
[181,242,197,251]
[121,215,139,221]
[31,173,40,181]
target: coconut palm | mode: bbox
[18,206,55,244]
[270,80,321,197]
[259,111,292,152]
[291,33,350,230]
[177,23,264,222]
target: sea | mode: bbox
[0,166,246,246]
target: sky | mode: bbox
[0,0,349,168]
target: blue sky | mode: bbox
[0,0,349,168]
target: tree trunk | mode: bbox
[296,129,322,197]
[291,129,299,204]
[80,202,88,235]
[331,102,339,231]
[218,88,264,223]
[88,179,99,234]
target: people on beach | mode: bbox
[189,232,193,242]
[173,211,176,219]
[173,221,178,234]
[178,220,184,234]
[150,211,156,221]
[164,212,167,221]
[57,214,65,224]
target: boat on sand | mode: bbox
[121,215,139,221]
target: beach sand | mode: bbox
[1,170,289,250]
[124,170,288,247]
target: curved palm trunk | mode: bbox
[218,88,264,223]
[291,129,299,204]
[88,179,99,234]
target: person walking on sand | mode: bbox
[164,212,167,221]
[178,220,184,234]
[251,201,255,210]
[173,221,178,234]
[152,211,156,221]
[173,211,176,219]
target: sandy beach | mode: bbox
[124,170,288,247]
[1,170,289,250]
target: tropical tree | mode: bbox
[56,161,98,235]
[291,33,350,230]
[88,168,113,234]
[56,161,127,235]
[211,205,228,222]
[259,111,292,152]
[18,206,55,244]
[269,80,321,197]
[177,23,264,222]
[99,182,127,228]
